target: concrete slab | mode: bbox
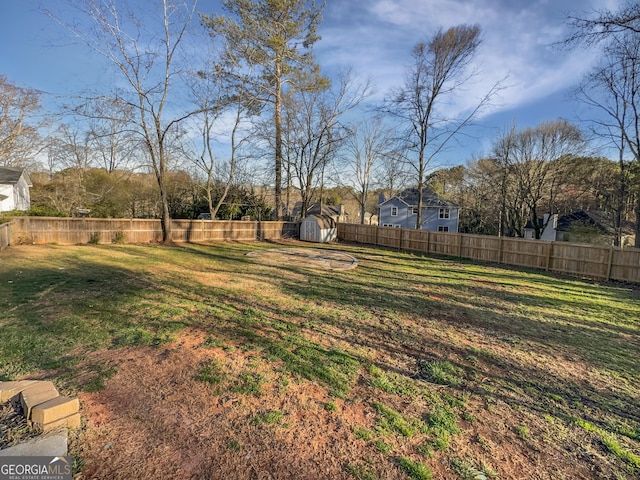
[0,431,68,457]
[247,247,358,271]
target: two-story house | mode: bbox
[378,188,459,232]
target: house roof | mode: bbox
[379,188,459,208]
[525,211,617,233]
[556,211,610,233]
[0,167,31,186]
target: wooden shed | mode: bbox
[300,214,337,243]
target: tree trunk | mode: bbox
[635,193,640,248]
[415,147,425,230]
[155,144,173,245]
[274,73,283,220]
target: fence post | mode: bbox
[498,237,503,264]
[425,230,430,254]
[457,234,462,257]
[375,225,379,246]
[545,242,554,271]
[606,246,614,281]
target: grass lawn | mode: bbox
[0,241,639,479]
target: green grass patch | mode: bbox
[227,439,242,452]
[196,360,226,385]
[264,338,360,398]
[324,401,337,412]
[373,402,427,438]
[345,463,377,480]
[450,457,498,479]
[369,364,418,397]
[352,426,374,441]
[82,366,117,392]
[397,457,432,480]
[252,410,283,425]
[574,418,640,471]
[201,336,227,349]
[374,439,393,454]
[231,372,267,396]
[418,360,464,387]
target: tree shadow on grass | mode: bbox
[263,247,640,426]
[0,256,162,384]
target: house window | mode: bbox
[438,226,449,232]
[411,207,418,214]
[391,206,398,216]
[439,208,450,219]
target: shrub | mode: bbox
[88,232,100,245]
[112,230,126,244]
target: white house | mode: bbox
[0,167,32,212]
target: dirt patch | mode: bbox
[246,248,358,271]
[68,328,630,480]
[72,330,384,480]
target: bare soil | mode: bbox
[67,327,630,480]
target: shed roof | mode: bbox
[302,214,336,229]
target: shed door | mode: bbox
[304,221,317,242]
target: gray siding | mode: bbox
[379,199,459,232]
[421,206,459,232]
[379,198,411,228]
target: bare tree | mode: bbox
[0,76,45,168]
[84,99,141,173]
[191,94,255,220]
[564,2,640,246]
[48,123,93,172]
[491,119,585,239]
[342,116,395,224]
[382,25,499,229]
[284,70,370,219]
[564,2,640,47]
[492,122,518,237]
[48,0,200,243]
[378,148,411,201]
[573,33,640,245]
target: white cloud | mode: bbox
[317,0,612,121]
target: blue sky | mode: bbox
[0,0,621,166]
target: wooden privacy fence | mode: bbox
[8,217,299,245]
[338,223,640,284]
